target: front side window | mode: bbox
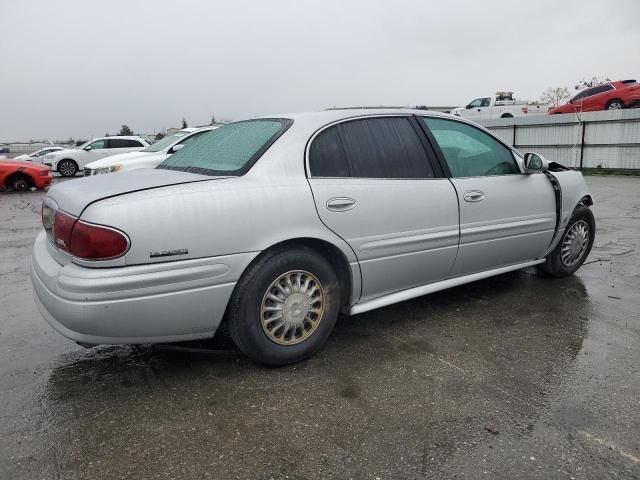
[572,88,592,102]
[468,98,483,108]
[158,119,291,176]
[421,118,519,177]
[480,98,491,107]
[87,139,106,149]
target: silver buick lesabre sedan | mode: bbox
[31,109,595,365]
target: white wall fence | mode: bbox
[477,109,640,170]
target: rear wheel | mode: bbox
[228,246,340,366]
[58,159,78,177]
[501,113,514,118]
[606,99,624,110]
[537,205,595,277]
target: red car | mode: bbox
[0,159,53,192]
[549,80,640,114]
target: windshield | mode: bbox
[157,119,291,176]
[142,130,193,153]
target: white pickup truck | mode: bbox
[451,92,549,120]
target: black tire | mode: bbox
[228,246,340,366]
[537,205,595,277]
[606,99,624,110]
[58,159,78,177]
[7,175,31,192]
[501,113,514,118]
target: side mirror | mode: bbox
[84,146,92,151]
[523,152,548,173]
[170,144,185,154]
[465,104,473,109]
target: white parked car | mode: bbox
[451,92,549,120]
[13,147,65,162]
[43,136,150,177]
[83,127,217,176]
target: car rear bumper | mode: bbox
[30,231,257,345]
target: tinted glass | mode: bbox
[337,117,433,179]
[590,84,614,95]
[126,139,144,147]
[572,88,592,101]
[422,117,519,177]
[108,139,128,148]
[309,126,349,177]
[158,119,290,176]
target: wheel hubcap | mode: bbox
[608,102,622,110]
[561,220,590,266]
[60,162,74,175]
[260,270,325,345]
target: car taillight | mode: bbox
[69,221,129,260]
[40,170,49,176]
[51,210,129,260]
[521,106,529,114]
[53,211,75,251]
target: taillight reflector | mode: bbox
[53,211,75,251]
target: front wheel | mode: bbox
[228,246,340,366]
[537,205,595,277]
[58,159,78,177]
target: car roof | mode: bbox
[248,108,452,130]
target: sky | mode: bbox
[1,0,638,141]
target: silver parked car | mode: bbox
[31,110,595,365]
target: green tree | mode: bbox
[210,113,216,125]
[181,117,188,129]
[119,125,134,136]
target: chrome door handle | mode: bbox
[326,197,356,212]
[463,190,485,202]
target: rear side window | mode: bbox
[309,126,349,177]
[310,117,434,179]
[421,117,519,177]
[158,119,291,176]
[127,139,144,147]
[589,84,614,95]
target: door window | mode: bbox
[421,117,519,177]
[309,125,350,177]
[309,117,434,179]
[480,98,491,107]
[87,139,106,149]
[589,84,614,95]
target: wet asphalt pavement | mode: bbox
[0,175,639,480]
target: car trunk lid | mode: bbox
[46,168,227,217]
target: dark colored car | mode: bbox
[0,159,53,191]
[549,80,640,114]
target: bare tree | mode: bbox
[181,117,188,129]
[210,113,216,125]
[540,87,571,107]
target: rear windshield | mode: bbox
[157,119,291,176]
